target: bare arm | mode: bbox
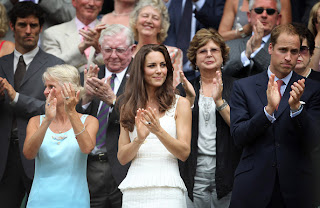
[62,83,97,154]
[279,0,292,24]
[143,98,192,161]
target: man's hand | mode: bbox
[86,76,116,106]
[245,20,264,58]
[0,77,16,101]
[289,79,305,111]
[83,65,100,105]
[79,24,107,54]
[266,74,281,115]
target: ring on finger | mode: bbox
[95,87,98,91]
[146,121,151,125]
[65,97,70,100]
[47,103,50,106]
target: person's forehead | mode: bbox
[275,33,300,47]
[253,0,277,8]
[16,15,39,23]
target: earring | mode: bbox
[221,63,224,70]
[195,65,199,72]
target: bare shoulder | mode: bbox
[177,96,191,110]
[28,115,40,127]
[83,114,98,124]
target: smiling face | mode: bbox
[101,32,133,73]
[247,0,280,36]
[43,78,64,104]
[143,51,167,89]
[72,0,103,25]
[10,15,42,54]
[136,6,161,41]
[195,40,223,72]
[269,32,300,78]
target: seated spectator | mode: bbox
[42,0,105,72]
[218,0,291,41]
[223,0,281,78]
[24,64,98,207]
[293,23,320,80]
[307,2,320,72]
[130,0,182,87]
[0,3,14,57]
[100,0,138,28]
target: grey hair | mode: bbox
[129,0,169,43]
[99,24,134,47]
[42,64,84,98]
[248,0,281,12]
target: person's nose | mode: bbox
[25,25,31,34]
[284,52,292,62]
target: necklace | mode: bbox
[52,133,67,145]
[305,68,312,78]
[112,11,131,16]
[199,77,213,126]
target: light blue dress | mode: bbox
[27,115,90,208]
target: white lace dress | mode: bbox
[118,95,187,208]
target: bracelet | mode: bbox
[315,46,320,49]
[74,125,85,137]
[216,99,228,111]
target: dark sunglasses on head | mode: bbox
[253,7,277,15]
[299,46,309,55]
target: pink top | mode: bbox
[0,40,5,51]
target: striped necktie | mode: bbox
[96,74,116,149]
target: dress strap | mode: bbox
[80,114,89,124]
[0,40,5,51]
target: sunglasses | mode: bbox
[299,46,309,55]
[253,7,277,15]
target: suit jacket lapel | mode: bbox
[20,49,46,88]
[255,71,269,107]
[2,53,14,85]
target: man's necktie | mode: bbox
[14,55,26,92]
[276,79,284,110]
[82,26,91,59]
[96,74,116,149]
[176,0,192,65]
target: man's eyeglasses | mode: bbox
[299,46,310,55]
[102,46,130,55]
[253,7,277,15]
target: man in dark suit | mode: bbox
[223,0,281,78]
[0,2,64,207]
[78,24,135,208]
[164,0,225,80]
[229,24,320,207]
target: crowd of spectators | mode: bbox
[1,0,320,208]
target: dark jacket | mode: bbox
[177,74,242,200]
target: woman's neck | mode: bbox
[200,68,220,84]
[135,36,159,54]
[113,1,135,16]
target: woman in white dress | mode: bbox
[117,44,192,208]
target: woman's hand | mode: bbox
[212,70,223,103]
[135,108,150,143]
[45,88,57,121]
[179,70,195,105]
[61,82,80,114]
[140,107,162,135]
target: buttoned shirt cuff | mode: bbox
[264,106,276,123]
[290,105,303,118]
[241,51,251,67]
[10,92,19,105]
[250,45,263,59]
[194,0,205,11]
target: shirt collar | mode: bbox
[75,17,97,31]
[267,67,292,85]
[104,66,128,82]
[14,47,39,67]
